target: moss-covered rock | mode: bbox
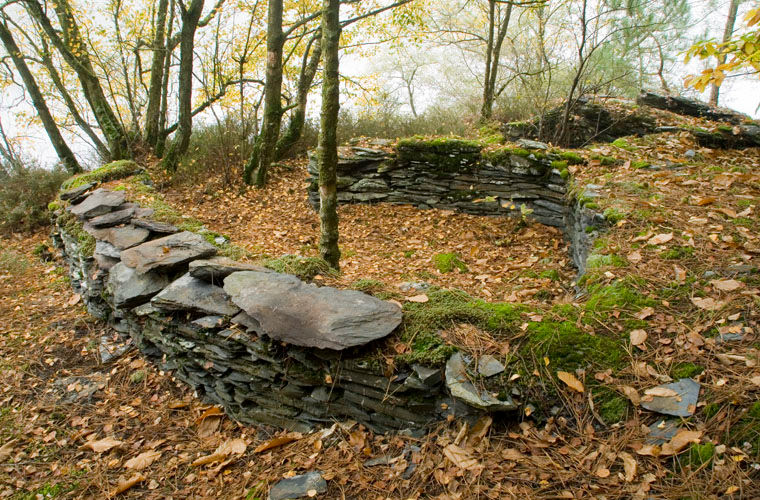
[396,137,483,173]
[60,160,141,191]
[261,255,336,281]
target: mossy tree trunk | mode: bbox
[275,32,322,161]
[0,18,81,174]
[25,0,130,161]
[162,0,204,172]
[144,0,170,150]
[317,0,341,269]
[243,0,283,186]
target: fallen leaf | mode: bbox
[595,467,610,478]
[619,386,641,406]
[648,233,673,245]
[254,433,301,453]
[751,376,760,387]
[124,450,162,471]
[661,430,702,456]
[194,406,224,426]
[673,265,686,284]
[465,416,492,449]
[557,371,584,393]
[112,473,146,495]
[630,329,648,347]
[635,444,661,457]
[443,444,481,470]
[619,452,637,482]
[0,439,17,463]
[634,307,655,320]
[83,437,124,453]
[501,448,525,460]
[192,438,247,466]
[67,293,81,306]
[627,250,642,264]
[406,294,429,303]
[644,387,679,398]
[691,297,725,311]
[710,279,744,292]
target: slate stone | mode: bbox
[349,178,389,192]
[189,256,269,285]
[445,353,516,411]
[132,217,179,234]
[60,182,96,201]
[516,138,549,150]
[103,225,150,250]
[88,206,135,227]
[151,274,239,316]
[99,332,133,363]
[69,188,126,219]
[646,419,680,445]
[231,311,261,332]
[94,253,119,271]
[193,315,226,329]
[107,262,170,308]
[399,281,430,292]
[269,471,327,500]
[640,378,701,418]
[95,240,121,259]
[53,373,106,403]
[224,271,402,350]
[412,364,442,386]
[477,355,505,377]
[132,302,161,316]
[120,231,217,273]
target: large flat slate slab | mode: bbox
[120,231,217,273]
[88,206,135,227]
[69,188,126,219]
[107,262,170,308]
[224,271,402,350]
[268,471,326,500]
[151,273,240,316]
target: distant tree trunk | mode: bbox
[243,0,283,186]
[25,0,130,161]
[318,0,341,269]
[0,19,81,174]
[155,0,177,158]
[275,33,321,161]
[144,0,170,150]
[162,0,204,172]
[480,0,512,122]
[710,0,741,106]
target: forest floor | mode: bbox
[1,109,760,499]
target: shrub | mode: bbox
[177,116,256,187]
[0,162,68,233]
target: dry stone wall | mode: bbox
[51,185,488,434]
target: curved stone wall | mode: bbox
[51,185,484,434]
[306,139,606,273]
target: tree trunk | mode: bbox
[318,0,341,269]
[155,0,177,158]
[0,19,81,174]
[243,0,284,186]
[480,0,512,122]
[162,0,204,172]
[709,0,741,106]
[144,0,170,150]
[25,0,130,161]
[275,33,321,161]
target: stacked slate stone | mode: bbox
[51,186,485,434]
[306,141,569,228]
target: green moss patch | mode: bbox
[520,320,626,372]
[261,255,336,281]
[670,362,704,379]
[558,151,584,165]
[433,253,468,273]
[61,160,140,191]
[57,211,95,258]
[586,253,627,269]
[611,138,635,151]
[661,246,694,260]
[592,386,629,424]
[585,279,655,314]
[396,137,482,173]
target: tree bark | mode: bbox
[709,0,741,106]
[162,0,204,172]
[317,0,341,269]
[243,0,283,186]
[480,0,512,122]
[144,0,170,149]
[275,32,321,161]
[25,0,130,161]
[0,19,81,174]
